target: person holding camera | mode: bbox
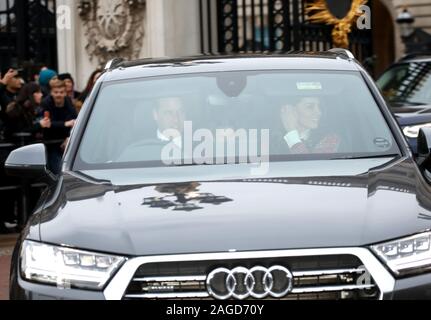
[0,69,23,133]
[0,69,23,233]
[4,82,47,141]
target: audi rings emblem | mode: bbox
[206,265,293,300]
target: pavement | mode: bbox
[0,234,18,301]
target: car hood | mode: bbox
[36,158,431,256]
[391,105,431,126]
[391,105,431,113]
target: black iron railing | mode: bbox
[199,0,373,67]
[0,136,62,228]
[0,0,57,75]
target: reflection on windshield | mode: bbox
[377,62,431,106]
[75,70,398,171]
[142,183,233,212]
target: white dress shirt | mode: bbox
[284,130,310,148]
[157,130,182,149]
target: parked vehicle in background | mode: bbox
[376,53,431,154]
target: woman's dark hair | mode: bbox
[16,82,42,109]
[6,82,41,126]
[58,73,74,84]
[78,69,102,103]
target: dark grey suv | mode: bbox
[6,50,431,300]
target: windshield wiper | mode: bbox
[330,154,400,160]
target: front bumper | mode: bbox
[9,247,431,300]
[391,273,431,299]
[12,275,105,300]
[11,272,431,300]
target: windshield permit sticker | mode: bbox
[296,82,322,90]
[374,137,391,149]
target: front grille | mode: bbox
[123,255,380,300]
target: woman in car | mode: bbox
[280,96,340,154]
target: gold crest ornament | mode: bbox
[305,0,368,48]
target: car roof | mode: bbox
[101,52,361,83]
[398,53,431,63]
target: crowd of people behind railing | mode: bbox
[0,65,102,234]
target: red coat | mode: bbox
[289,133,341,154]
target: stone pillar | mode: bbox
[56,0,78,83]
[145,0,166,57]
[162,0,202,57]
[56,0,202,90]
[145,0,201,58]
[56,0,98,91]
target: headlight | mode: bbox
[371,231,431,276]
[403,123,431,138]
[21,241,126,290]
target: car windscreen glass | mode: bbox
[74,70,399,170]
[377,62,431,106]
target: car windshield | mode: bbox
[74,70,399,171]
[376,61,431,106]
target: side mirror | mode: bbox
[417,128,431,169]
[5,143,56,182]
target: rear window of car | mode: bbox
[74,70,399,171]
[377,61,431,106]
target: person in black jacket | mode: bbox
[0,69,23,135]
[5,82,48,141]
[1,83,49,231]
[41,78,77,174]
